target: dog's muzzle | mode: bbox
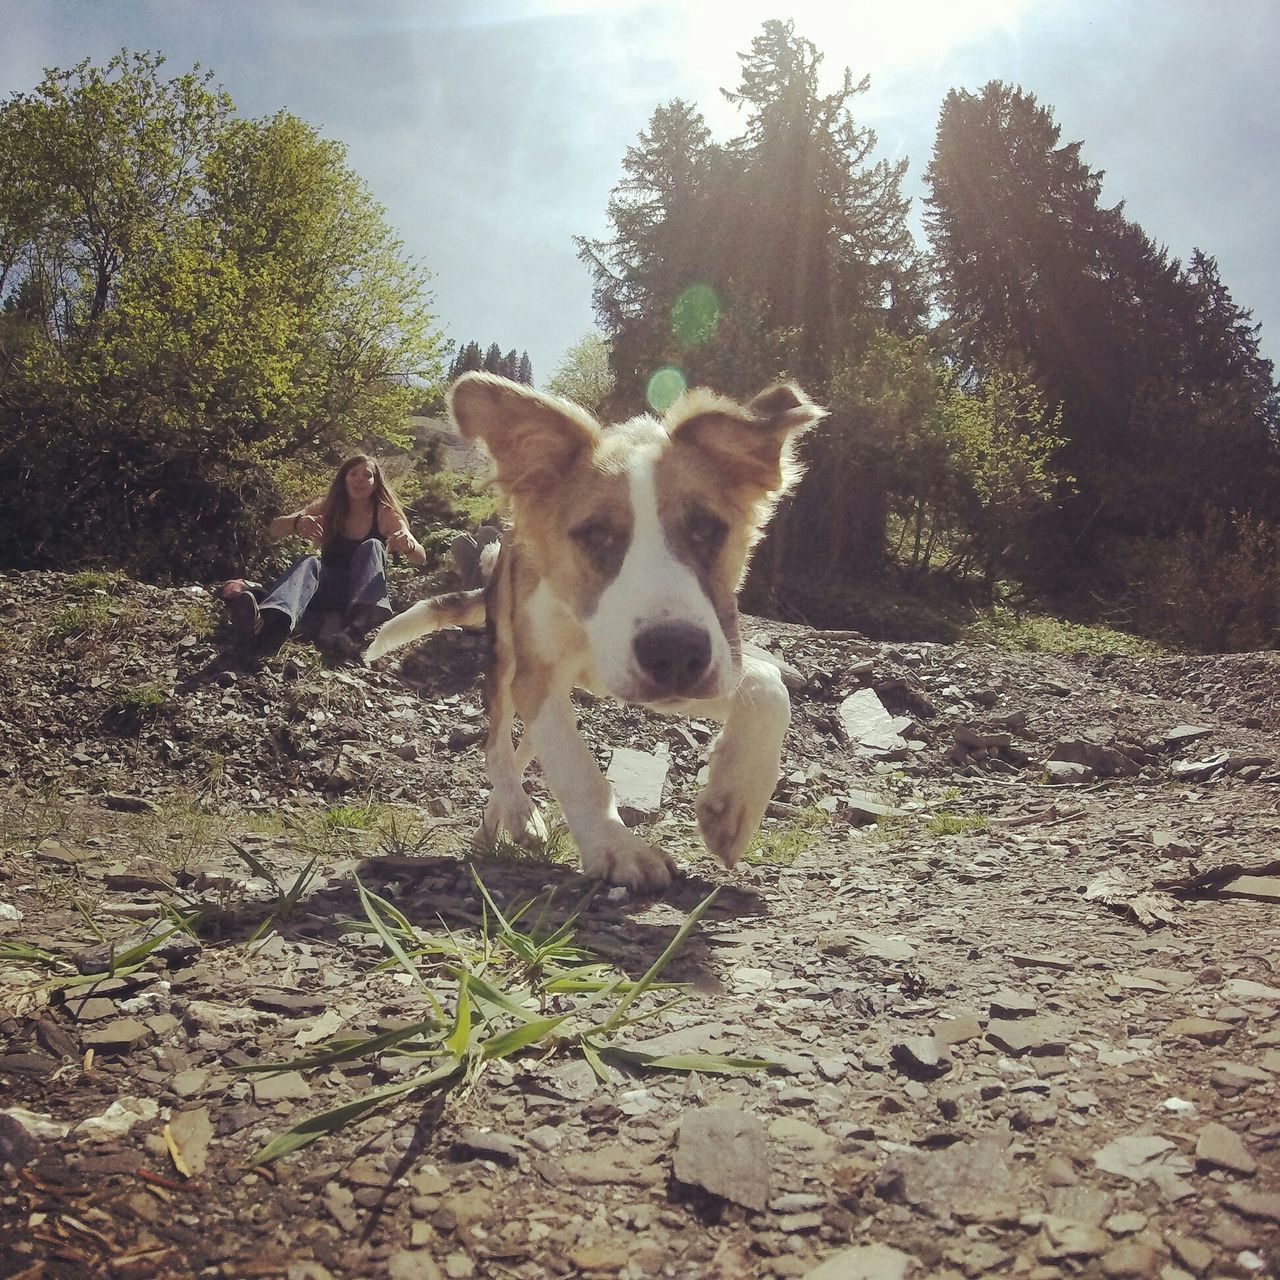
[632,620,713,697]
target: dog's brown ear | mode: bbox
[449,373,599,499]
[668,382,826,494]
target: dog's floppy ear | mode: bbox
[668,382,826,495]
[449,373,599,499]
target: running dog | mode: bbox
[364,372,825,891]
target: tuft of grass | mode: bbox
[108,682,171,723]
[322,803,383,832]
[2,916,198,992]
[131,793,225,872]
[47,598,112,643]
[174,599,218,640]
[744,807,831,866]
[964,605,1162,657]
[227,841,321,940]
[375,809,447,859]
[925,810,987,837]
[240,873,773,1165]
[472,808,578,868]
[66,570,122,597]
[46,592,145,648]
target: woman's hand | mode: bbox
[297,513,323,542]
[387,528,423,562]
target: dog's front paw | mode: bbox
[696,746,779,869]
[697,787,761,868]
[580,828,676,894]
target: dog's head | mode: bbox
[450,373,825,707]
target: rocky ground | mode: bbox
[1,569,1278,1280]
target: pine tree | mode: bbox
[517,351,533,385]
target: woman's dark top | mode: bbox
[321,512,383,574]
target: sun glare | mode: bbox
[672,0,1034,129]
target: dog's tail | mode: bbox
[363,589,486,665]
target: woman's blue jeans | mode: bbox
[259,539,393,634]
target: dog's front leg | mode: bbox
[526,695,676,893]
[695,652,791,868]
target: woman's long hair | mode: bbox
[317,455,407,549]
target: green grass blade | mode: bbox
[470,867,514,936]
[0,941,61,965]
[445,970,473,1059]
[595,887,718,1035]
[228,841,280,893]
[579,1037,612,1083]
[481,1014,569,1060]
[278,856,320,914]
[452,968,540,1023]
[235,1017,447,1072]
[111,924,184,970]
[251,1056,463,1164]
[355,876,444,1020]
[593,1042,773,1074]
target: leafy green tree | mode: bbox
[545,332,615,411]
[0,51,446,579]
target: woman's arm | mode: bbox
[383,515,427,566]
[269,501,323,544]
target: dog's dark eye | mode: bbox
[685,508,728,558]
[570,519,626,570]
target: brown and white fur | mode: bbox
[364,372,825,892]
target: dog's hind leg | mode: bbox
[475,612,547,850]
[524,692,676,893]
[694,651,791,868]
[477,702,547,850]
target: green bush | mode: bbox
[1125,510,1280,652]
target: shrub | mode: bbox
[1128,509,1280,652]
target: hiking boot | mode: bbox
[332,627,368,660]
[257,609,291,655]
[226,591,261,643]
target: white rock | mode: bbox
[75,1097,161,1141]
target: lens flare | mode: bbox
[646,365,688,413]
[671,283,721,347]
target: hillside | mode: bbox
[1,570,1278,1280]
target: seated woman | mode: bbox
[228,455,427,654]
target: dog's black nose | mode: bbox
[633,621,712,694]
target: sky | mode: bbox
[3,0,1279,388]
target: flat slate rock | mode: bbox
[82,1018,153,1055]
[673,1107,769,1211]
[985,1016,1069,1057]
[1220,875,1280,903]
[1195,1122,1257,1175]
[802,1244,918,1279]
[1165,1016,1234,1045]
[606,746,669,825]
[837,688,907,753]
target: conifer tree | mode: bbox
[926,81,1279,577]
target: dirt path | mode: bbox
[1,572,1277,1279]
